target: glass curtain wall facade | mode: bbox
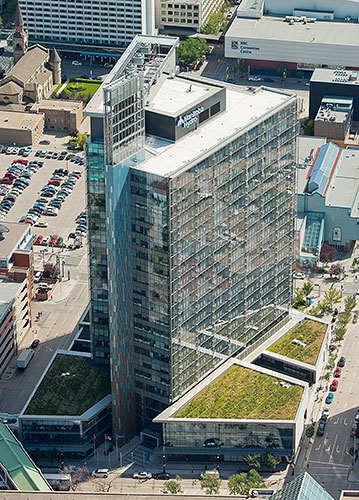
[132,100,298,429]
[87,140,110,364]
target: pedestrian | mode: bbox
[307,463,310,469]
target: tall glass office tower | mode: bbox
[85,35,298,437]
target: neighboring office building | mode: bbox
[85,34,298,439]
[309,69,359,122]
[296,137,359,269]
[225,0,359,73]
[19,0,156,50]
[30,100,83,135]
[18,351,111,458]
[314,97,353,142]
[269,471,334,500]
[0,423,51,491]
[156,0,222,33]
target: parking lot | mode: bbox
[0,147,86,244]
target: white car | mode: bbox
[293,272,305,279]
[133,471,152,480]
[34,221,48,228]
[34,271,42,283]
[92,469,109,478]
[72,60,83,66]
[248,76,262,82]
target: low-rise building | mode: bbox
[0,423,51,491]
[154,358,309,460]
[296,137,359,269]
[0,110,44,145]
[18,351,112,458]
[30,100,83,135]
[314,97,353,142]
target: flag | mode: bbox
[116,434,125,439]
[105,434,112,440]
[94,434,97,440]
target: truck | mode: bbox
[17,349,34,369]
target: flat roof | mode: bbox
[0,278,22,303]
[311,68,359,84]
[266,319,327,366]
[0,424,51,491]
[139,84,294,178]
[31,99,82,111]
[0,222,31,260]
[226,16,359,47]
[147,75,220,116]
[174,363,304,420]
[24,353,110,416]
[0,110,43,131]
[0,493,238,500]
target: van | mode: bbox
[91,468,109,478]
[34,271,42,283]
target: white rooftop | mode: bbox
[150,78,212,115]
[138,85,295,178]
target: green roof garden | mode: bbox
[25,354,110,416]
[267,319,327,365]
[176,365,303,420]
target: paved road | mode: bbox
[0,244,89,414]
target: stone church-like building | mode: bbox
[0,2,61,105]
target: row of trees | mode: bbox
[308,288,342,317]
[178,37,209,68]
[57,89,94,106]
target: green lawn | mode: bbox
[62,79,102,98]
[267,319,327,365]
[176,365,303,420]
[25,354,110,416]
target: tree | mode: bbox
[93,474,121,493]
[247,469,265,489]
[201,12,227,34]
[308,305,321,317]
[200,472,222,495]
[43,262,59,279]
[276,62,286,76]
[302,118,314,136]
[293,288,308,309]
[243,454,260,469]
[317,299,330,315]
[320,242,337,263]
[302,282,314,296]
[76,132,88,150]
[264,453,280,470]
[237,58,247,76]
[330,263,344,278]
[63,466,89,491]
[345,295,356,312]
[178,37,209,68]
[335,325,346,341]
[162,476,183,494]
[324,288,342,311]
[228,473,250,495]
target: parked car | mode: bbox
[263,77,274,82]
[330,380,338,391]
[293,272,305,279]
[72,60,83,66]
[153,472,171,480]
[132,471,152,480]
[248,76,262,82]
[35,150,42,157]
[334,367,341,377]
[35,235,43,244]
[34,271,42,282]
[31,339,40,348]
[200,470,220,479]
[91,469,109,478]
[351,423,358,437]
[317,422,326,436]
[34,221,48,228]
[319,414,328,424]
[338,357,346,367]
[325,392,334,404]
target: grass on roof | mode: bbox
[25,354,110,416]
[63,79,102,98]
[267,319,327,365]
[176,365,303,420]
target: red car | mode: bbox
[50,235,58,245]
[31,339,40,348]
[330,380,338,391]
[1,178,13,184]
[24,219,34,225]
[334,367,341,378]
[48,180,61,186]
[14,159,28,165]
[35,235,43,244]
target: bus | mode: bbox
[43,474,71,491]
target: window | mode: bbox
[210,102,220,116]
[332,226,342,242]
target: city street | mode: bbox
[0,243,89,415]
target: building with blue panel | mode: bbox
[85,35,298,438]
[296,137,359,269]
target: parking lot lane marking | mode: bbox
[334,418,339,424]
[315,444,321,451]
[336,445,340,453]
[344,418,348,426]
[329,434,338,463]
